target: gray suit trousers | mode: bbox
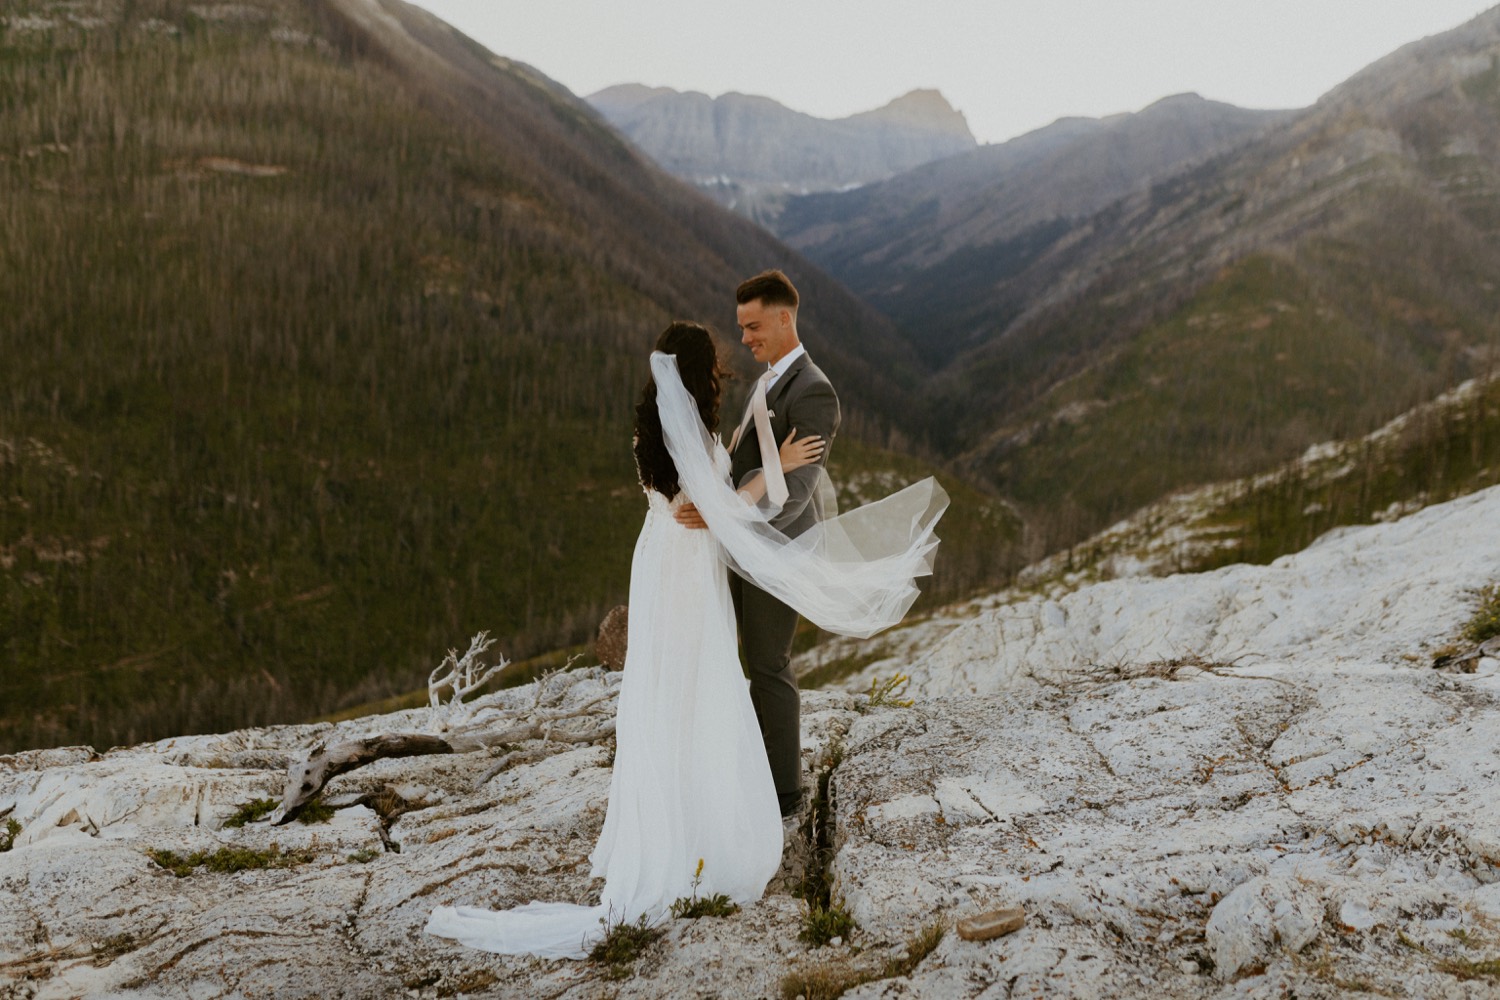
[729,573,801,796]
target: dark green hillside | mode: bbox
[0,0,978,753]
[1035,369,1500,588]
[1198,373,1500,571]
[963,238,1500,546]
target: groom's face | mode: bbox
[737,299,796,366]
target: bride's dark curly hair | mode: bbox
[634,322,729,500]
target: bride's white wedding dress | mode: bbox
[426,444,781,959]
[426,352,946,959]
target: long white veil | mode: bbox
[652,351,947,638]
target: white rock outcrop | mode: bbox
[3,487,1500,998]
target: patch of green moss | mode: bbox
[221,798,278,829]
[1462,585,1500,646]
[0,818,20,852]
[148,843,315,877]
[295,796,336,824]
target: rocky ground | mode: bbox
[3,487,1500,999]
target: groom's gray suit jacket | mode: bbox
[728,351,839,798]
[729,353,841,537]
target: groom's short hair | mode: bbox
[736,270,799,312]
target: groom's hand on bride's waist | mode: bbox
[674,502,708,530]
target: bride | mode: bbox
[426,322,946,959]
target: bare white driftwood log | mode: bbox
[272,642,618,822]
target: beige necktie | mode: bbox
[728,372,788,506]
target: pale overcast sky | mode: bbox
[410,1,1496,144]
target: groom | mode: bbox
[676,270,840,817]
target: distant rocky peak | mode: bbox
[852,88,975,138]
[1144,91,1209,109]
[586,82,687,115]
[585,82,978,223]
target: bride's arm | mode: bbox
[736,429,824,505]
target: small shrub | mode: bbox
[779,961,869,1000]
[882,921,946,977]
[222,798,279,828]
[1462,584,1500,646]
[364,787,413,822]
[296,796,335,824]
[1397,931,1427,952]
[671,893,739,919]
[822,735,846,770]
[148,844,315,877]
[588,912,663,980]
[346,848,380,864]
[1438,956,1500,980]
[863,673,913,711]
[800,903,856,947]
[780,922,946,999]
[670,858,740,919]
[1448,927,1477,947]
[0,818,20,852]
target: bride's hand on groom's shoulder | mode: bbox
[674,502,708,530]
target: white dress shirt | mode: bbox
[764,344,806,391]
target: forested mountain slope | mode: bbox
[0,0,1006,753]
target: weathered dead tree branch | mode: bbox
[274,734,455,823]
[1433,635,1500,672]
[428,631,509,729]
[272,640,618,823]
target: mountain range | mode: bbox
[586,85,976,223]
[9,0,1500,756]
[769,11,1500,546]
[774,93,1292,365]
[0,0,1007,753]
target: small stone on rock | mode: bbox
[957,906,1025,941]
[1340,899,1377,931]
